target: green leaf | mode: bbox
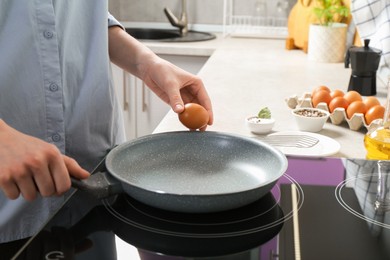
[312,0,349,26]
[258,107,271,119]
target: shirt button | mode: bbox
[43,30,53,39]
[51,133,61,142]
[49,83,59,92]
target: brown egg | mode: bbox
[365,105,385,125]
[363,96,381,111]
[178,103,209,130]
[346,101,366,119]
[312,85,331,97]
[329,96,349,113]
[330,89,344,99]
[344,91,362,104]
[311,90,332,108]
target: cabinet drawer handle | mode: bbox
[142,82,148,112]
[269,250,279,260]
[122,70,129,111]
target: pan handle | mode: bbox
[71,171,123,199]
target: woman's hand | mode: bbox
[0,120,90,201]
[108,26,213,131]
[141,58,213,130]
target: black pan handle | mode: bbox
[71,171,123,199]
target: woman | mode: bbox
[0,1,213,258]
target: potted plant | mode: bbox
[307,0,350,63]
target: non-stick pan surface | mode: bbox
[103,131,287,213]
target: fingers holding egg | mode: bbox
[178,103,210,131]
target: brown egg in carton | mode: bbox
[285,92,383,131]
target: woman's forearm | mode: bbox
[108,26,159,80]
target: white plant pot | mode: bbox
[308,23,348,63]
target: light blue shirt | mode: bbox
[0,0,126,242]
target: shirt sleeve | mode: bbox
[108,12,124,30]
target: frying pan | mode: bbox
[71,131,287,213]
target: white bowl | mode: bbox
[245,116,275,134]
[292,107,330,132]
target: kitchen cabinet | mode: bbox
[111,54,209,140]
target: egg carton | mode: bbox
[285,92,382,131]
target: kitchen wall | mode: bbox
[109,0,224,25]
[108,0,294,26]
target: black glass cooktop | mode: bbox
[5,157,390,260]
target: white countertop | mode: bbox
[143,34,386,159]
[114,31,386,259]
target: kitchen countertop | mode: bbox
[143,33,386,159]
[9,31,390,260]
[138,37,218,57]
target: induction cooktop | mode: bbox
[6,157,390,260]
